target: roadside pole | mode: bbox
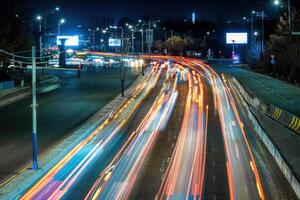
[261,10,265,54]
[141,29,144,54]
[121,27,125,97]
[32,46,38,170]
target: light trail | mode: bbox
[85,72,178,200]
[19,67,162,200]
[156,69,207,200]
[182,58,265,200]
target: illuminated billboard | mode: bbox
[226,33,248,44]
[109,38,121,47]
[57,36,79,46]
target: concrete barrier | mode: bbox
[230,78,300,199]
[232,77,300,135]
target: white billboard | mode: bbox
[109,38,121,47]
[226,33,248,44]
[57,36,79,46]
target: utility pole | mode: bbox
[38,20,42,62]
[148,20,151,54]
[141,29,144,54]
[251,13,254,45]
[31,46,38,170]
[261,10,265,54]
[120,27,125,97]
[131,32,134,54]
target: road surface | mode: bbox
[1,57,298,200]
[17,67,163,200]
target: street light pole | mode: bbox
[120,27,125,97]
[58,22,60,36]
[36,16,43,63]
[31,46,38,170]
[141,29,144,54]
[131,32,134,54]
[261,10,265,54]
[251,11,255,45]
[288,0,291,30]
[148,20,151,54]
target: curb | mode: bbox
[232,77,300,135]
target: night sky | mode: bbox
[29,0,276,24]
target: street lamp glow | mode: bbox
[60,19,65,24]
[36,15,42,21]
[254,31,259,36]
[252,10,256,14]
[274,0,280,6]
[55,7,60,11]
[102,30,107,33]
[138,19,142,23]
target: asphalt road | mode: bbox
[0,65,140,182]
[18,67,165,200]
[132,81,188,200]
[1,58,298,200]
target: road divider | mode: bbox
[232,77,300,135]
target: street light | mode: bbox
[55,7,60,11]
[36,16,43,62]
[58,18,65,36]
[254,31,259,43]
[251,11,255,45]
[274,0,280,6]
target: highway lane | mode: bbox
[0,66,140,182]
[18,67,163,200]
[85,73,178,200]
[184,59,265,200]
[156,70,207,199]
[133,80,188,200]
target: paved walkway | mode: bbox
[210,61,300,117]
